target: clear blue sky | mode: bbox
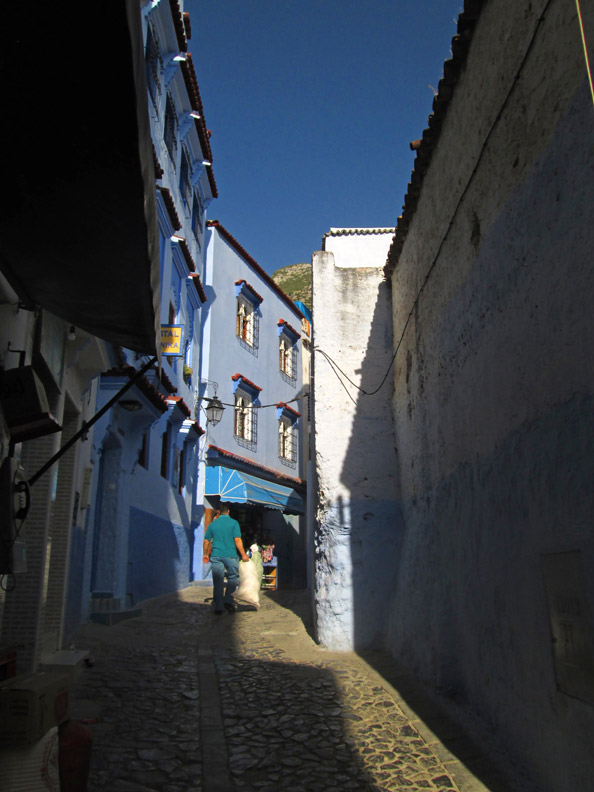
[187,1,463,275]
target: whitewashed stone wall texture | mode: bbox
[387,1,594,789]
[312,231,402,650]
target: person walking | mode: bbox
[203,503,249,614]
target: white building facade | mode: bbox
[311,228,400,649]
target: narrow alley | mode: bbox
[68,589,519,792]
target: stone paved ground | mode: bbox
[69,587,522,792]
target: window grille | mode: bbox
[236,299,259,353]
[279,340,297,385]
[192,192,203,250]
[278,420,297,467]
[180,148,192,207]
[171,267,181,317]
[279,338,292,376]
[145,24,161,108]
[186,297,194,342]
[194,188,204,217]
[234,395,258,450]
[164,93,178,164]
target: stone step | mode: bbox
[89,608,142,626]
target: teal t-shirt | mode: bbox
[205,514,241,558]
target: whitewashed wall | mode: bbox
[312,231,402,650]
[387,1,594,789]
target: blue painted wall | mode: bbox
[194,223,307,583]
[83,0,217,611]
[63,524,88,643]
[127,507,192,603]
[200,225,305,472]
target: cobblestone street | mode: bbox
[70,588,520,792]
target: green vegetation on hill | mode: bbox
[272,262,312,311]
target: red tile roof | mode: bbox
[278,319,301,339]
[166,395,192,418]
[207,444,305,488]
[236,279,264,304]
[180,54,218,199]
[385,0,484,277]
[276,402,301,418]
[182,11,191,40]
[231,373,262,393]
[157,186,181,231]
[189,273,207,303]
[207,221,305,320]
[168,0,187,52]
[153,145,164,179]
[172,235,195,272]
[191,420,204,437]
[102,365,168,414]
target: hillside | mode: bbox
[272,262,312,311]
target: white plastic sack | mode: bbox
[0,726,59,792]
[235,559,261,609]
[249,544,263,583]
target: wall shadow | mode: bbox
[68,590,404,792]
[316,276,405,649]
[321,278,518,792]
[358,649,520,792]
[342,281,405,647]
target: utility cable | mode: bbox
[28,355,158,487]
[576,0,594,106]
[314,0,553,402]
[198,393,309,410]
[314,347,395,399]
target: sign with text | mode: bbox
[160,325,184,356]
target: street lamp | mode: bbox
[196,379,225,426]
[204,396,224,426]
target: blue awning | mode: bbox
[205,466,304,514]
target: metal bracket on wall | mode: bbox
[27,356,158,488]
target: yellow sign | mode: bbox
[160,325,184,356]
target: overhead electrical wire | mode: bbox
[314,346,396,400]
[313,0,555,403]
[198,393,308,410]
[576,0,594,106]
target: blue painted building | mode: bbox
[81,0,218,614]
[1,1,170,664]
[196,221,308,588]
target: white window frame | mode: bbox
[279,332,297,384]
[278,417,297,466]
[279,337,293,378]
[233,392,257,448]
[236,297,258,349]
